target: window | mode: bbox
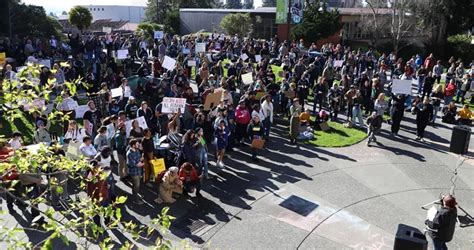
[102,8,104,11]
[93,8,96,11]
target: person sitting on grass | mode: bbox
[299,109,312,126]
[179,162,202,198]
[457,104,473,125]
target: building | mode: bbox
[81,5,146,23]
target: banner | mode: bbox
[161,97,186,113]
[276,0,288,24]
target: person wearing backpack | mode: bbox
[112,123,128,180]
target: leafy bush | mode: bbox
[447,34,474,63]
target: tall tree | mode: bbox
[226,0,243,9]
[291,1,341,43]
[68,6,92,33]
[2,3,61,38]
[243,0,254,9]
[220,13,252,37]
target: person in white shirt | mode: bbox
[79,136,97,159]
[64,120,86,144]
[261,95,274,139]
[251,103,265,123]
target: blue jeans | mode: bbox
[418,76,425,94]
[444,96,453,106]
[197,148,208,177]
[432,105,441,123]
[352,106,364,128]
[263,117,271,138]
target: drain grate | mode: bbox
[173,218,208,234]
[279,195,319,217]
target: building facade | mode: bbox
[81,5,146,23]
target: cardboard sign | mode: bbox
[255,55,262,62]
[150,158,166,176]
[392,79,412,95]
[187,60,196,67]
[334,60,344,68]
[162,56,176,71]
[125,116,148,137]
[251,138,265,149]
[75,105,89,119]
[241,72,253,85]
[204,91,222,111]
[117,49,128,59]
[284,91,295,99]
[154,31,164,40]
[161,97,186,113]
[110,87,122,98]
[319,121,330,131]
[196,43,206,53]
[240,53,249,61]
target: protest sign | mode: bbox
[66,142,81,160]
[284,91,296,99]
[150,158,166,176]
[206,54,213,62]
[103,27,112,33]
[125,116,148,137]
[334,60,344,68]
[392,79,412,95]
[241,72,253,85]
[38,59,51,69]
[240,53,249,61]
[22,98,46,112]
[204,91,222,111]
[154,31,164,40]
[75,105,89,119]
[255,55,262,62]
[162,56,176,71]
[110,87,122,98]
[187,60,196,67]
[256,92,266,100]
[196,43,206,53]
[182,48,191,54]
[161,97,186,113]
[0,52,5,66]
[117,49,128,59]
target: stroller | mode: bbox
[366,113,383,145]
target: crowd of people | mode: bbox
[0,31,473,225]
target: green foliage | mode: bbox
[6,3,61,38]
[447,34,474,63]
[291,1,341,42]
[308,121,367,147]
[136,22,165,39]
[220,13,253,37]
[68,6,93,32]
[164,10,180,34]
[0,66,175,248]
[144,0,161,23]
[225,0,243,9]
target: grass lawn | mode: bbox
[308,121,367,147]
[221,59,284,83]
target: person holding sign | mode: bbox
[247,114,265,163]
[425,195,457,250]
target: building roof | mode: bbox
[58,19,132,32]
[179,7,392,16]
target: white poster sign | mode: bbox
[255,55,262,62]
[38,59,51,69]
[103,27,112,33]
[110,87,122,98]
[75,105,89,119]
[392,79,412,95]
[161,97,186,113]
[187,60,196,67]
[154,31,164,40]
[240,53,249,61]
[117,49,128,59]
[162,56,176,71]
[334,60,344,68]
[125,116,148,137]
[196,43,206,53]
[241,72,253,85]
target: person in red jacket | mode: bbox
[179,162,202,198]
[424,53,435,71]
[444,79,456,105]
[0,141,18,212]
[235,99,251,144]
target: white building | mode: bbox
[81,5,146,23]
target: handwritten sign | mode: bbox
[196,43,206,53]
[334,60,344,68]
[255,55,262,62]
[110,87,122,98]
[151,158,166,176]
[204,91,222,111]
[240,53,249,61]
[182,48,191,54]
[117,49,128,59]
[103,27,112,33]
[241,72,253,85]
[187,60,196,67]
[75,105,89,119]
[162,56,176,71]
[161,97,186,113]
[154,31,164,40]
[392,79,412,95]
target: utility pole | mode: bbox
[286,0,291,41]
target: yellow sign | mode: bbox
[150,158,166,176]
[0,52,6,66]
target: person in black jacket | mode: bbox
[247,114,264,162]
[425,195,457,250]
[390,94,407,136]
[415,97,434,141]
